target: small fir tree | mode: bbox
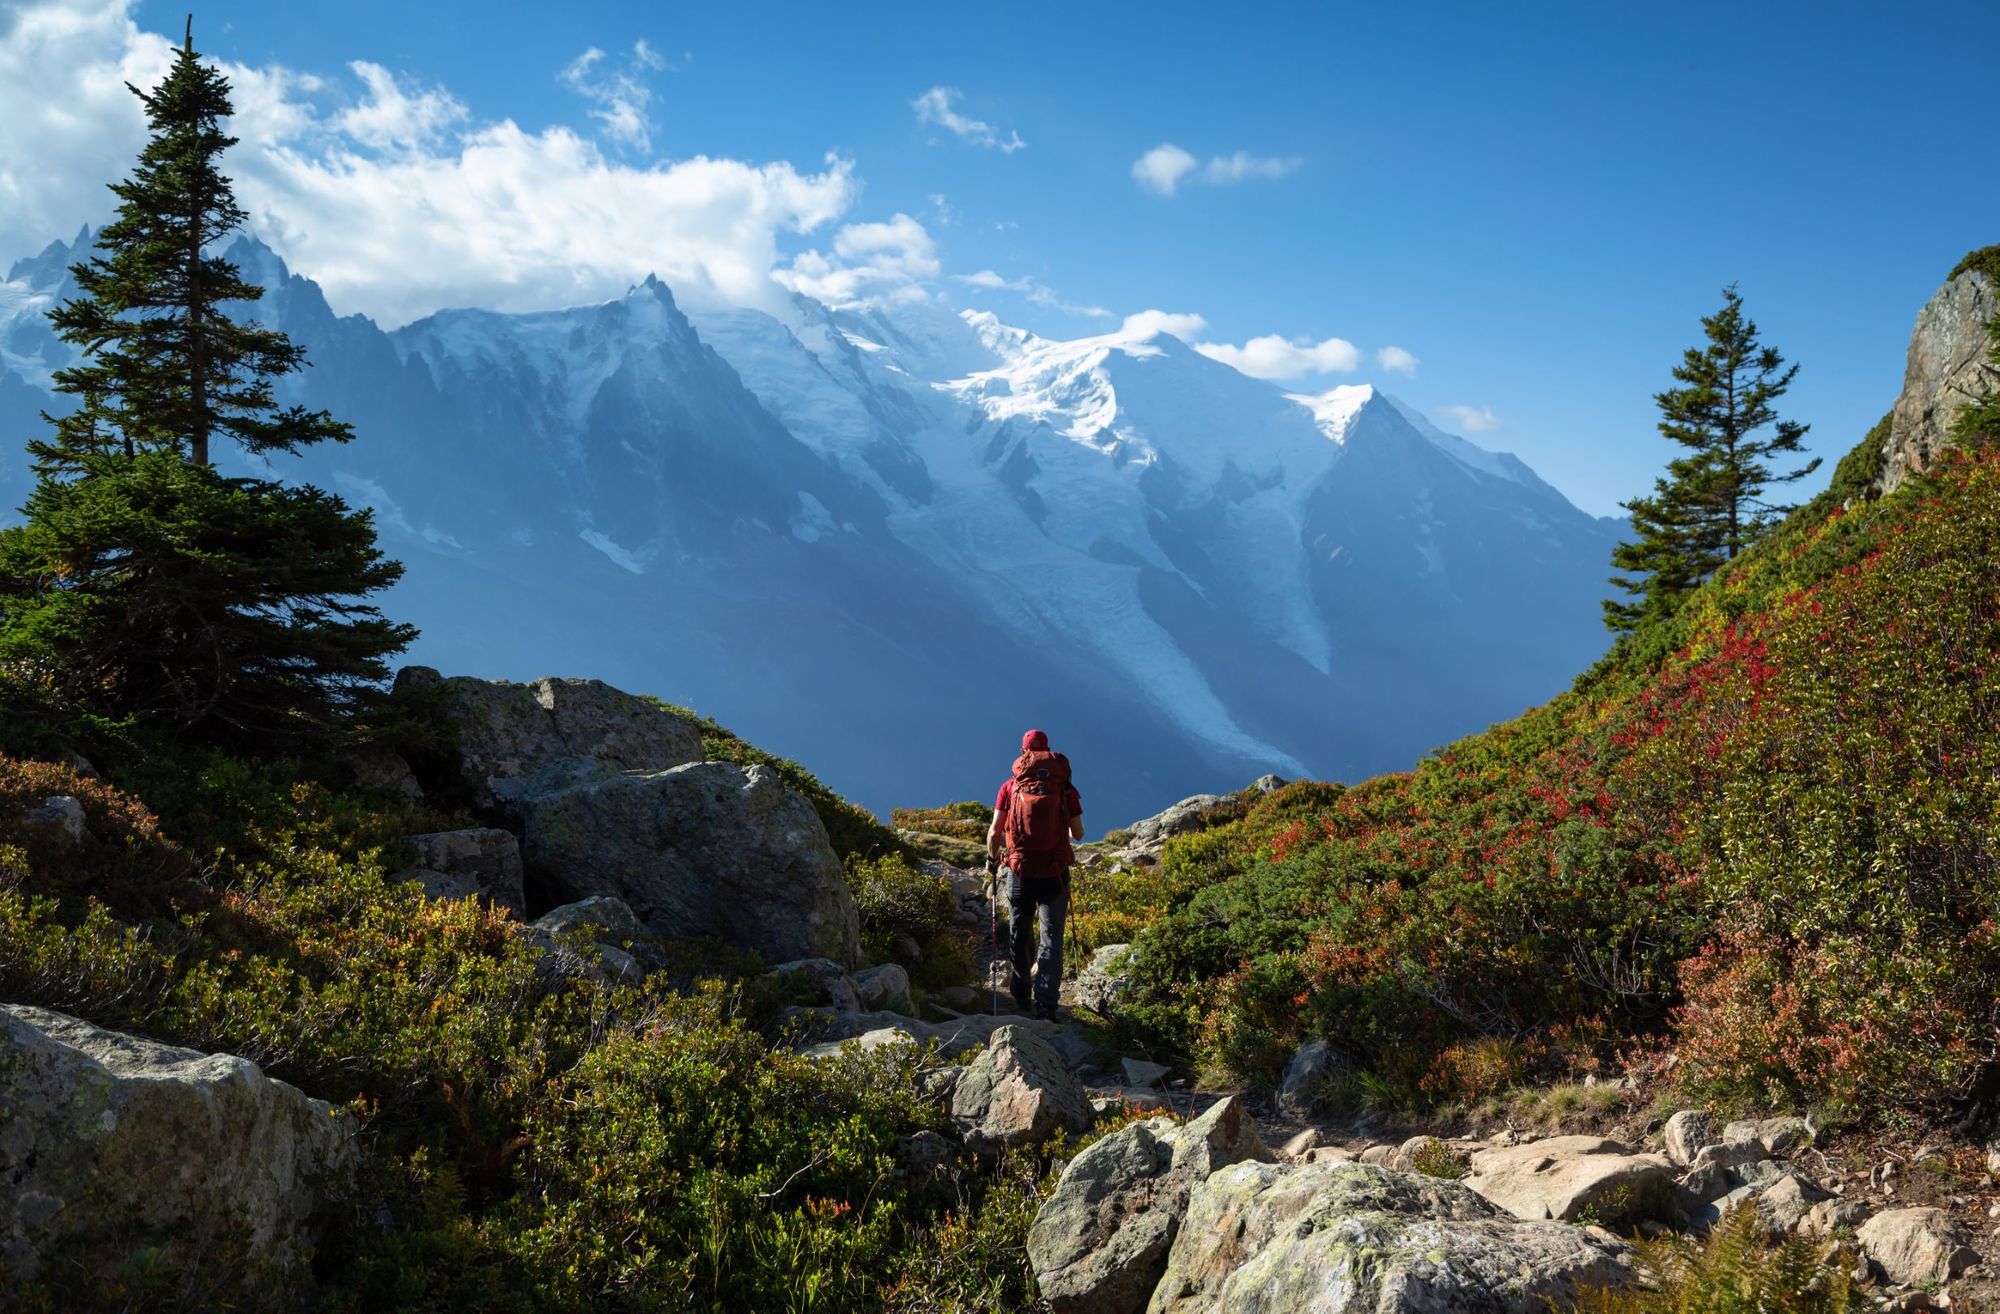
[0,22,413,750]
[1606,285,1819,632]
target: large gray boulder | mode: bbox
[1462,1135,1674,1225]
[397,667,704,816]
[397,826,526,914]
[949,1024,1093,1154]
[523,761,861,966]
[1878,263,1999,495]
[0,1005,353,1289]
[1029,1095,1269,1314]
[1149,1159,1633,1314]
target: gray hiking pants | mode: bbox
[1005,868,1068,1010]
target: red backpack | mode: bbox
[1005,749,1073,877]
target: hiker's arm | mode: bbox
[1069,815,1084,841]
[986,814,1003,862]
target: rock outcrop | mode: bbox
[1149,1159,1633,1314]
[1126,794,1227,848]
[523,760,861,966]
[397,667,704,817]
[1877,261,1999,495]
[0,1005,353,1288]
[1028,1095,1269,1314]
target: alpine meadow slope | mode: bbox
[0,230,1625,818]
[1074,248,2000,1123]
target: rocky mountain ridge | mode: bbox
[0,230,1627,819]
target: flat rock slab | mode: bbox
[1463,1136,1674,1224]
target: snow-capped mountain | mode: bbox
[0,231,1624,819]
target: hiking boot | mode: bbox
[1033,1003,1063,1023]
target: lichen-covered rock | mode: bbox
[1754,1173,1828,1237]
[852,963,914,1015]
[1074,943,1139,1016]
[1858,1207,1980,1288]
[1722,1115,1811,1155]
[523,760,861,966]
[398,667,704,816]
[1878,266,2000,495]
[1463,1136,1674,1224]
[1663,1109,1719,1167]
[0,1005,353,1289]
[1150,1159,1632,1314]
[1276,1036,1345,1120]
[1029,1096,1269,1314]
[950,1024,1092,1154]
[398,827,526,914]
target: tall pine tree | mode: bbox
[1606,285,1820,632]
[0,23,414,752]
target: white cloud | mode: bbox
[0,0,174,258]
[911,86,1025,153]
[335,62,465,151]
[1131,144,1198,196]
[951,268,1111,319]
[1200,150,1302,185]
[1376,345,1418,375]
[560,41,666,151]
[0,0,865,326]
[1195,333,1361,379]
[1121,309,1208,341]
[776,212,938,307]
[1133,142,1301,196]
[1438,404,1502,433]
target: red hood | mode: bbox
[1021,728,1049,753]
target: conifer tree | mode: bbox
[1606,286,1819,632]
[0,23,413,750]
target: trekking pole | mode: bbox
[986,859,999,1017]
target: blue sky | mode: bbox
[4,0,1996,514]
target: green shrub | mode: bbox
[848,853,957,969]
[889,801,992,842]
[1568,1205,1861,1313]
[1102,444,2000,1117]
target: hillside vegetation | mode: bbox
[1087,369,2000,1122]
[0,725,1062,1312]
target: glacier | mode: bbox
[0,231,1625,821]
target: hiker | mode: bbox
[986,728,1084,1020]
